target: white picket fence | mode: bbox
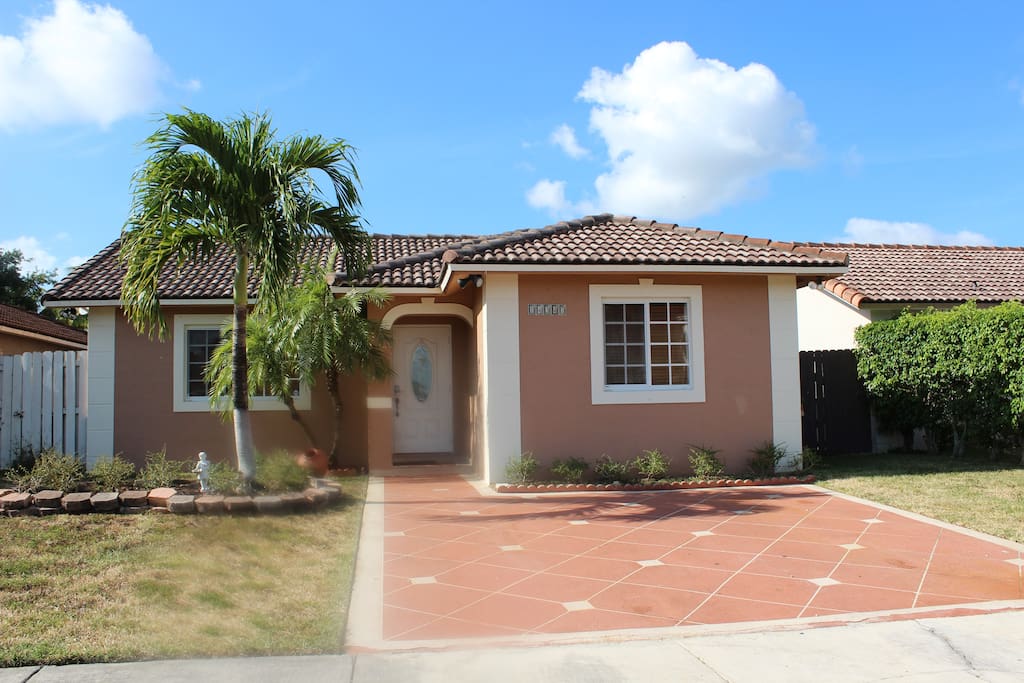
[0,351,87,468]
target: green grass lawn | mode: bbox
[0,476,366,667]
[815,453,1024,543]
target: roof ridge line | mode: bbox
[797,241,1023,250]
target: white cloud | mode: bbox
[531,41,815,220]
[550,123,588,159]
[0,235,84,275]
[0,0,169,130]
[1,236,59,272]
[840,218,994,246]
[526,179,571,213]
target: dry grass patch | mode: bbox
[0,476,366,667]
[816,454,1024,543]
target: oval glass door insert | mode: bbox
[411,343,432,402]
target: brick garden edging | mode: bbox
[494,474,816,493]
[0,479,344,518]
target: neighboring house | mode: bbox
[43,214,846,482]
[797,243,1024,351]
[0,303,87,354]
[795,243,1024,454]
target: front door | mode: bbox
[393,325,453,454]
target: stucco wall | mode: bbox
[517,273,774,475]
[796,286,870,351]
[0,332,79,355]
[113,308,367,468]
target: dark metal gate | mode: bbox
[800,350,872,455]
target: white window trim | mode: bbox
[589,284,706,405]
[172,314,311,413]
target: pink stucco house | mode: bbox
[44,214,847,482]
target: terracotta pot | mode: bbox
[296,448,329,477]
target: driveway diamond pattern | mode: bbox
[372,474,1024,643]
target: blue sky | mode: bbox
[2,0,1024,277]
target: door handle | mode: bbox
[393,384,400,417]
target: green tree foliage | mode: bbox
[0,249,86,328]
[855,302,1024,458]
[120,110,370,485]
[0,249,56,311]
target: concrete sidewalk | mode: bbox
[5,609,1023,683]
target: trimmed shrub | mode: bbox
[687,444,724,480]
[21,450,85,492]
[749,441,787,479]
[633,449,671,482]
[90,455,137,491]
[255,450,310,492]
[551,457,589,483]
[208,461,242,494]
[505,452,539,484]
[593,455,634,484]
[138,449,188,489]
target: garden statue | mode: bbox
[192,451,211,493]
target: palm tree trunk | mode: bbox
[232,254,256,485]
[326,365,343,467]
[284,394,318,448]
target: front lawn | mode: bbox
[815,453,1024,543]
[0,475,367,667]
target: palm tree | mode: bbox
[120,110,370,486]
[206,260,392,466]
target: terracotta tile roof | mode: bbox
[439,215,849,267]
[799,243,1024,307]
[44,214,846,302]
[0,303,87,346]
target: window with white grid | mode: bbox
[589,284,705,404]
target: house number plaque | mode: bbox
[527,304,566,316]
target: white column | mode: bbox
[85,307,116,468]
[479,273,522,484]
[767,275,803,470]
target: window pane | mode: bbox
[671,366,689,385]
[605,344,624,365]
[626,366,646,384]
[624,304,645,322]
[651,366,670,385]
[650,323,668,343]
[649,302,667,321]
[604,303,624,322]
[650,344,669,364]
[669,325,688,343]
[606,367,625,385]
[670,344,688,364]
[188,379,206,398]
[669,303,688,322]
[605,323,624,343]
[625,323,645,343]
[626,344,646,365]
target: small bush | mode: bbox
[594,455,634,484]
[23,450,85,492]
[255,450,310,492]
[90,455,137,491]
[138,449,187,489]
[799,447,822,473]
[551,457,589,483]
[505,452,539,484]
[633,449,671,482]
[749,441,787,479]
[208,461,242,494]
[688,444,725,480]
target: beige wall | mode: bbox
[0,331,79,355]
[517,273,774,475]
[113,308,367,468]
